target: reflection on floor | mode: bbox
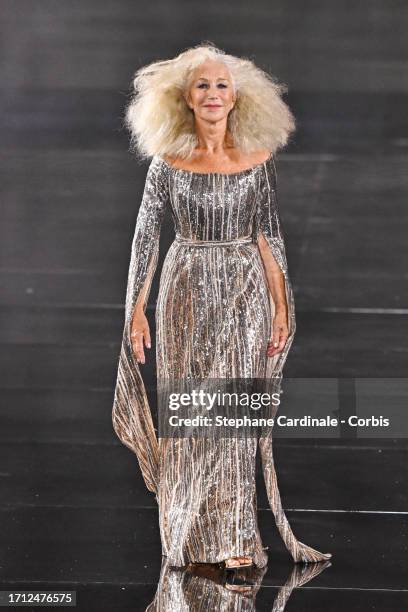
[146,557,331,610]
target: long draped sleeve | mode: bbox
[112,157,169,495]
[253,159,332,563]
[252,154,297,381]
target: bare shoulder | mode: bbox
[162,153,184,168]
[229,148,272,167]
[249,148,273,165]
[162,153,175,165]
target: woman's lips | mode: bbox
[204,105,222,108]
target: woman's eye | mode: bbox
[197,83,228,88]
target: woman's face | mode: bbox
[184,60,236,124]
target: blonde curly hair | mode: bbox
[123,41,296,161]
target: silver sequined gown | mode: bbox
[112,152,331,568]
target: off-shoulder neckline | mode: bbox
[156,151,273,177]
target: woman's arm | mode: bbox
[257,233,289,357]
[124,157,169,363]
[253,155,294,360]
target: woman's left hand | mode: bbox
[267,309,289,357]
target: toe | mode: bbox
[225,557,240,567]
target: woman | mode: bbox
[112,42,332,569]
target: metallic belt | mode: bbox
[175,234,253,247]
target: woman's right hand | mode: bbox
[130,307,151,364]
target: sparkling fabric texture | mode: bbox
[112,153,331,567]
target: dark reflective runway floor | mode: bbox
[1,1,408,610]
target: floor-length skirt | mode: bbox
[154,237,330,567]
